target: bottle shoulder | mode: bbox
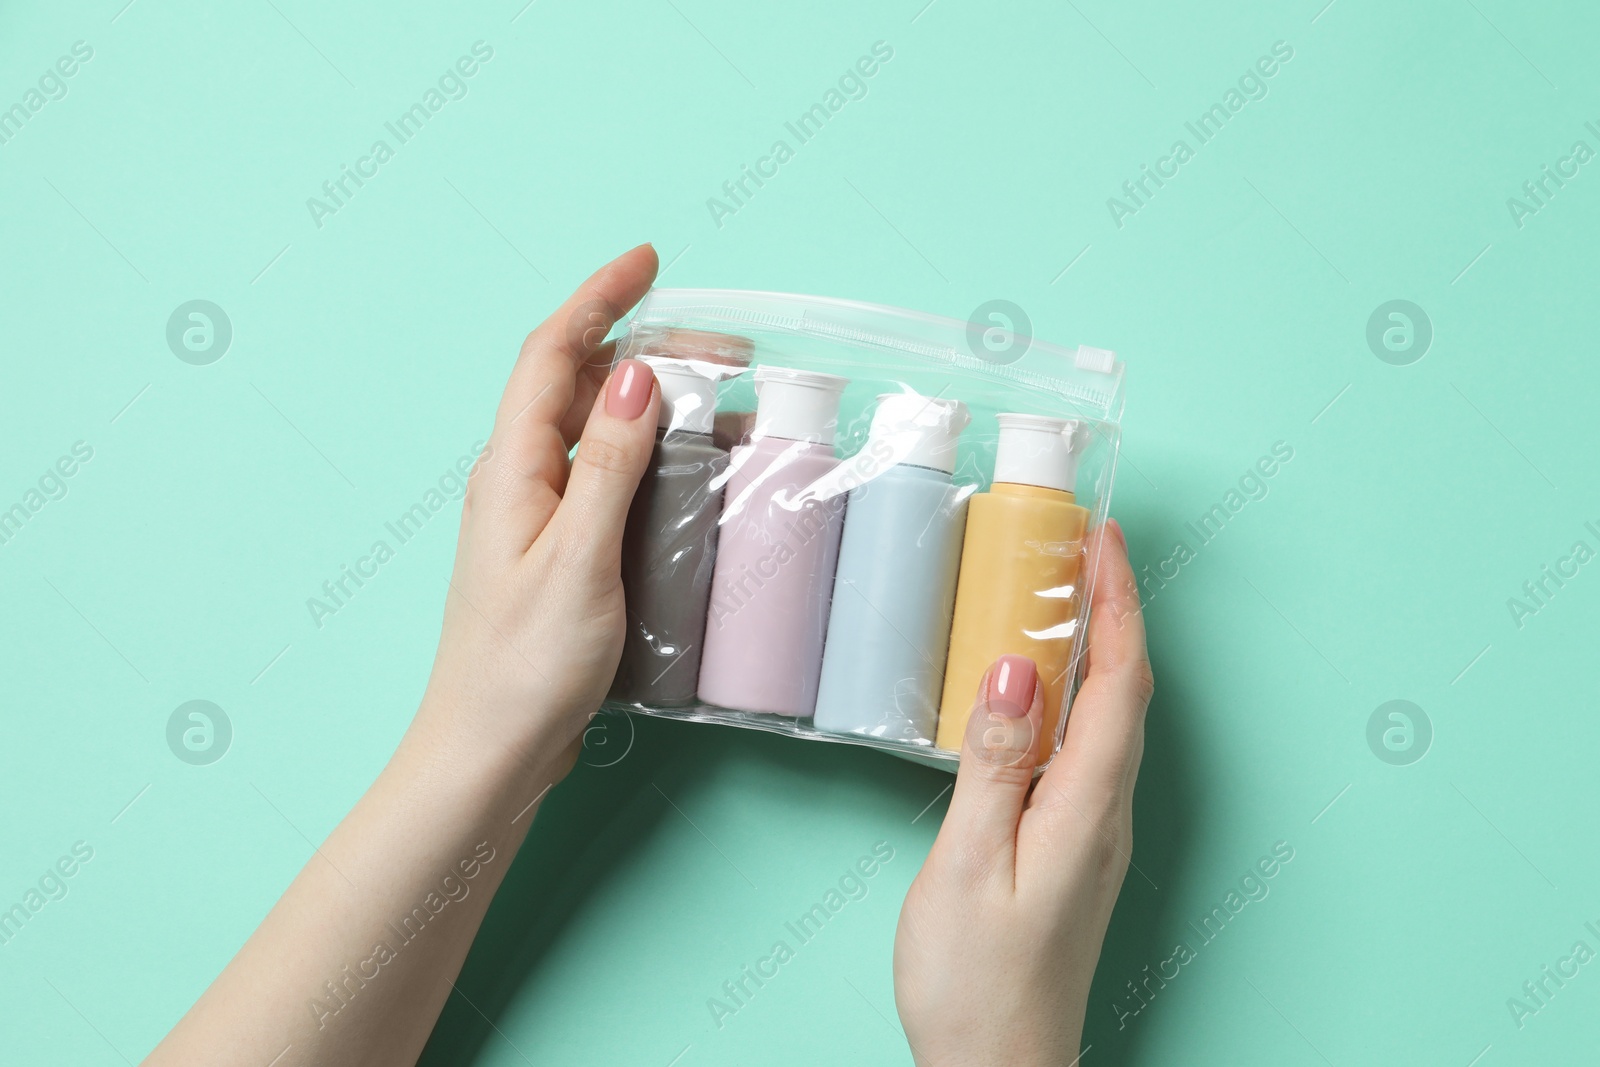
[655,432,728,462]
[972,484,1088,520]
[731,437,839,470]
[874,462,954,484]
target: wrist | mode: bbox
[401,693,572,817]
[413,665,576,754]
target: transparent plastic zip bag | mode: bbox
[603,290,1124,774]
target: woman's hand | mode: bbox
[894,521,1153,1066]
[415,243,662,778]
[147,246,670,1067]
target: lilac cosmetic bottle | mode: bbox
[696,367,850,717]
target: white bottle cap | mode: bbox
[752,366,849,445]
[868,394,970,474]
[641,356,718,434]
[993,413,1086,493]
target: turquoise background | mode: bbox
[2,0,1596,1063]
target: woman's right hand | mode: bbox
[893,521,1153,1065]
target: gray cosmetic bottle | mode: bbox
[610,356,729,706]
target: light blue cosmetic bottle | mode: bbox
[814,394,970,744]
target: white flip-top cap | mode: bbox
[752,366,849,445]
[869,393,970,474]
[994,413,1086,493]
[642,356,718,434]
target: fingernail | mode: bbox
[605,359,653,420]
[986,655,1037,717]
[1107,518,1126,550]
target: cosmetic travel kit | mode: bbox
[604,289,1125,772]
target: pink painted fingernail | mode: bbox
[605,359,653,420]
[986,655,1037,717]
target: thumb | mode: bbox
[548,358,659,569]
[935,655,1044,875]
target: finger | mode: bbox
[494,245,657,433]
[933,655,1045,878]
[480,244,659,553]
[1036,519,1152,806]
[545,358,660,572]
[556,339,617,446]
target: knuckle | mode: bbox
[461,473,483,513]
[576,434,635,477]
[518,328,541,363]
[461,448,495,509]
[963,710,1039,778]
[1047,785,1130,880]
[543,523,594,570]
[1128,659,1156,706]
[1090,821,1131,885]
[968,754,1036,791]
[519,296,617,371]
[938,838,1005,892]
[1117,568,1143,609]
[1109,589,1144,630]
[1038,776,1130,857]
[562,298,618,359]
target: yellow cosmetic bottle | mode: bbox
[936,414,1089,760]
